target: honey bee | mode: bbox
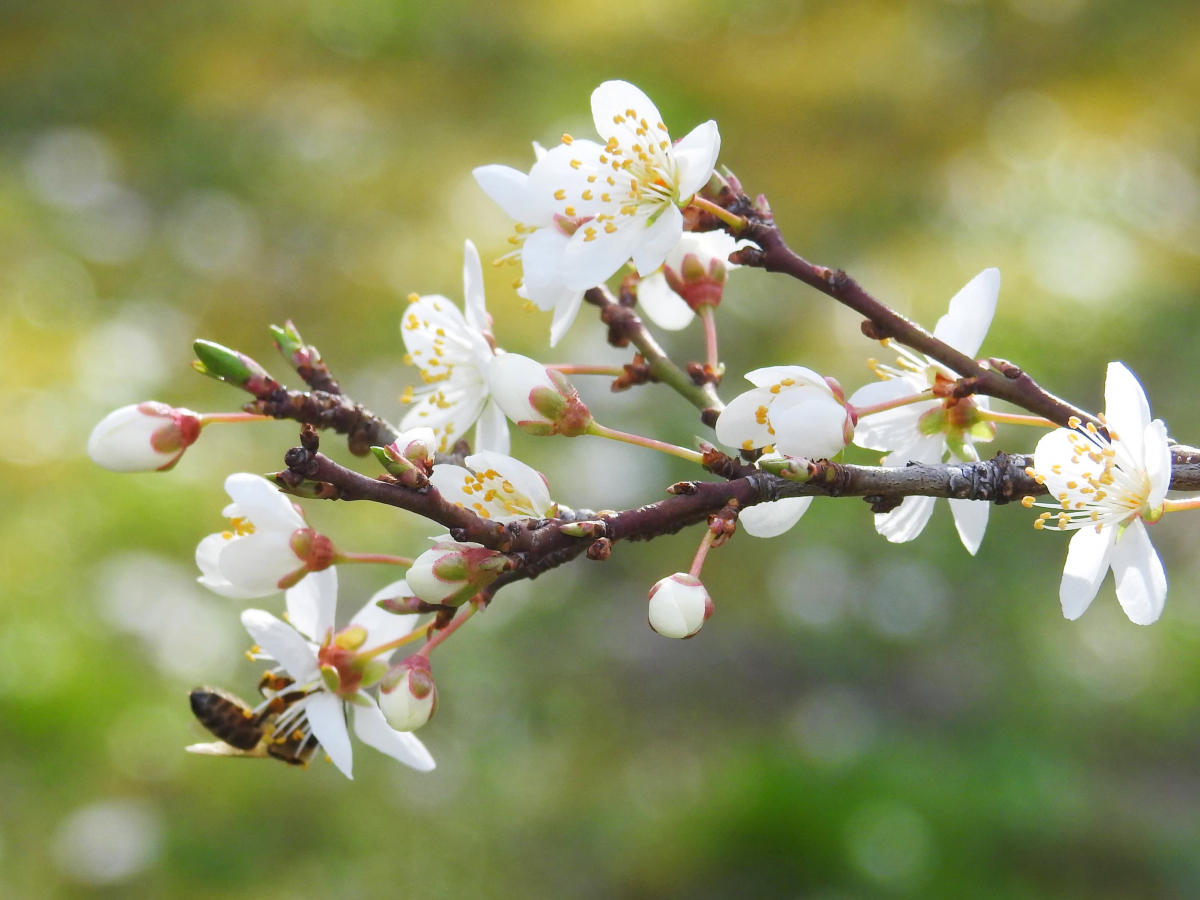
[187,674,319,767]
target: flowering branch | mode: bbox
[701,185,1099,430]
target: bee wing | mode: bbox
[185,741,269,758]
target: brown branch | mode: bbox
[584,284,724,428]
[251,388,399,457]
[707,186,1097,430]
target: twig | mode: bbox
[584,284,724,428]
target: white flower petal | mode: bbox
[472,164,546,225]
[561,218,643,291]
[738,496,813,538]
[352,583,419,660]
[521,226,574,313]
[1031,427,1080,499]
[770,393,851,460]
[1059,525,1117,621]
[1144,419,1171,510]
[474,398,511,455]
[549,289,586,348]
[948,498,989,556]
[486,353,555,425]
[466,451,554,515]
[196,533,259,599]
[591,81,665,145]
[637,272,696,330]
[875,495,937,544]
[1110,519,1167,625]
[461,239,489,335]
[848,378,931,453]
[285,566,339,643]
[1103,362,1152,469]
[224,473,306,532]
[932,268,1000,359]
[631,204,683,276]
[744,366,832,392]
[87,405,178,472]
[305,693,354,779]
[714,388,775,451]
[673,120,721,199]
[218,530,302,596]
[240,609,320,683]
[352,696,436,772]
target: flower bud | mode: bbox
[192,340,279,395]
[379,655,437,732]
[406,539,511,607]
[647,573,713,639]
[486,354,593,437]
[371,427,437,487]
[269,320,316,370]
[88,402,202,472]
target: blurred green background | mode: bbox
[4,0,1200,896]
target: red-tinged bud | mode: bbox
[289,529,337,572]
[88,402,203,472]
[407,539,513,607]
[379,655,438,731]
[487,354,593,438]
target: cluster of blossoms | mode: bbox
[87,79,1197,778]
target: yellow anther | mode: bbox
[1021,495,1035,508]
[407,293,420,304]
[587,174,597,183]
[554,189,566,201]
[561,133,573,144]
[1033,519,1045,530]
[1067,416,1081,429]
[570,159,581,170]
[565,206,576,216]
[582,190,593,200]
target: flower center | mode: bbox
[222,516,255,539]
[454,468,540,519]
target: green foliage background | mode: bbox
[3,0,1200,896]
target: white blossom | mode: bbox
[400,240,509,454]
[848,268,1001,554]
[195,473,331,600]
[480,80,720,337]
[648,573,713,639]
[1030,362,1171,625]
[88,402,201,472]
[430,450,557,523]
[189,573,435,777]
[716,366,854,461]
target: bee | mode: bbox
[187,674,319,767]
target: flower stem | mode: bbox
[546,364,626,377]
[689,528,716,577]
[356,627,426,662]
[699,306,720,372]
[851,390,934,418]
[199,412,274,427]
[1162,497,1200,514]
[586,422,705,465]
[417,600,479,657]
[978,410,1057,428]
[689,196,746,232]
[335,552,415,567]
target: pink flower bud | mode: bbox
[648,573,713,639]
[379,655,438,732]
[88,402,202,472]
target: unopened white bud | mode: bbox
[88,402,202,472]
[648,573,713,639]
[486,354,592,437]
[379,657,437,732]
[406,539,510,607]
